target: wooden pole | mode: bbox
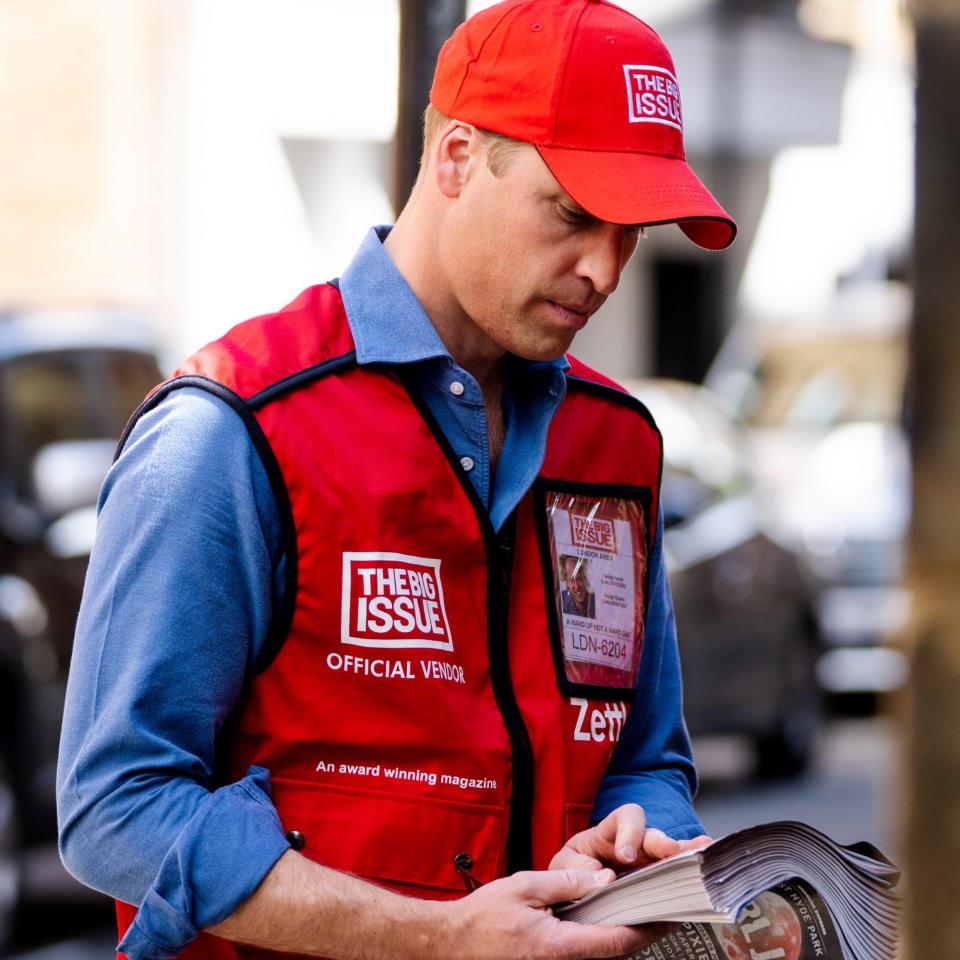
[394,0,466,215]
[904,3,960,956]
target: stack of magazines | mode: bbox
[557,821,900,960]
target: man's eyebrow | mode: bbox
[549,191,588,212]
[550,193,642,230]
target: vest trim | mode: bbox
[566,373,661,431]
[248,351,358,410]
[395,366,536,874]
[532,477,654,702]
[566,374,666,524]
[114,375,299,676]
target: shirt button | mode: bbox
[449,381,465,396]
[460,456,475,472]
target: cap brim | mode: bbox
[536,145,737,251]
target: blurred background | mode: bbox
[0,0,951,956]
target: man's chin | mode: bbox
[509,333,577,363]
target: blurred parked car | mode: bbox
[706,284,911,704]
[0,309,162,945]
[628,378,823,779]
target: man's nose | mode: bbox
[575,224,634,297]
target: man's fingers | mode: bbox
[609,804,646,865]
[676,834,713,852]
[639,827,681,862]
[551,919,676,959]
[549,847,606,872]
[555,805,701,873]
[461,870,682,960]
[574,802,647,866]
[517,867,616,908]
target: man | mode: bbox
[560,556,596,619]
[57,2,735,958]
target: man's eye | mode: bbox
[557,204,590,225]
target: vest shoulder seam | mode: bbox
[565,373,660,434]
[247,350,358,411]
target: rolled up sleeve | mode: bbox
[116,769,289,959]
[57,388,289,959]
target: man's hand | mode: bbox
[210,825,709,960]
[443,868,672,960]
[549,803,712,873]
[211,850,671,960]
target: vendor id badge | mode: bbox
[536,483,651,696]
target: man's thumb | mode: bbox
[534,867,617,907]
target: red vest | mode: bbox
[117,283,663,958]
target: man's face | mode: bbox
[564,558,590,607]
[438,138,641,361]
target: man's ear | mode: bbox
[433,122,477,199]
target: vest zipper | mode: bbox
[488,522,535,874]
[395,373,536,876]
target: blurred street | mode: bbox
[0,0,929,955]
[696,715,899,859]
[4,715,899,959]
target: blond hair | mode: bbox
[420,104,526,179]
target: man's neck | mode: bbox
[383,209,506,394]
[384,209,508,467]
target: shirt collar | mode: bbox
[339,225,451,366]
[339,225,570,376]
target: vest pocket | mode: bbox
[562,801,595,842]
[270,777,505,897]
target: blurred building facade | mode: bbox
[0,5,930,951]
[0,2,188,330]
[0,0,912,376]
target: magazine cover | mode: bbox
[625,880,842,960]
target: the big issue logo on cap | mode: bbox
[622,64,683,130]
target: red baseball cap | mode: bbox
[430,0,736,250]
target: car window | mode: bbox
[1,356,100,495]
[100,351,163,436]
[1,349,161,501]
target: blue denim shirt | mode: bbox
[57,227,701,960]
